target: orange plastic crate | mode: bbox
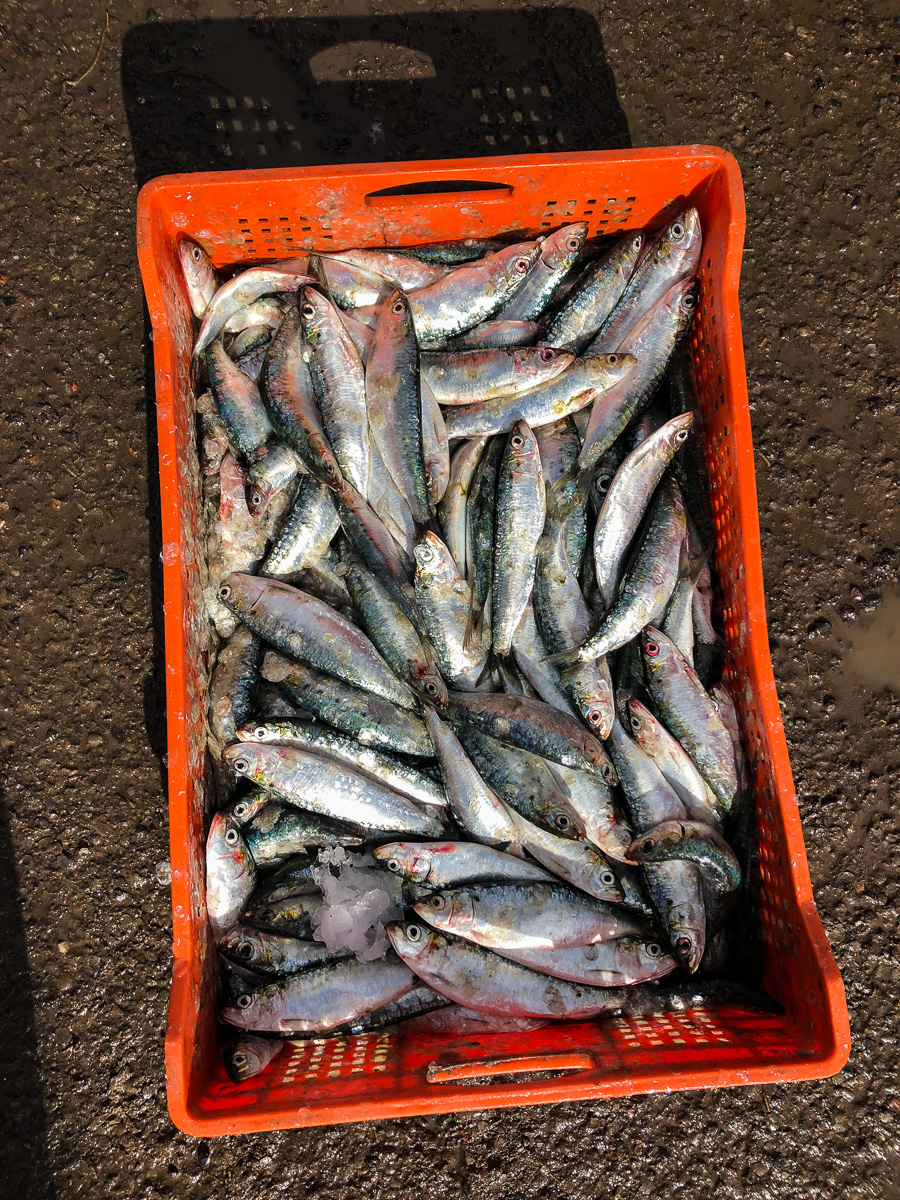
[136,148,849,1136]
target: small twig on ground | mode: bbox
[62,12,109,96]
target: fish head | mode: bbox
[245,475,278,517]
[661,411,695,454]
[505,418,539,467]
[517,345,576,388]
[412,661,449,709]
[223,789,271,825]
[655,207,702,267]
[377,288,415,339]
[616,936,678,981]
[640,626,678,680]
[306,430,344,488]
[297,286,333,344]
[220,925,272,970]
[540,222,588,271]
[585,352,638,389]
[626,697,655,746]
[220,983,283,1031]
[224,1037,278,1083]
[589,817,635,864]
[386,918,442,963]
[224,740,278,786]
[563,669,614,740]
[619,230,645,276]
[669,915,706,975]
[207,811,254,885]
[414,530,457,584]
[177,238,216,312]
[586,859,625,903]
[374,842,432,883]
[663,277,699,334]
[414,888,473,935]
[217,572,267,618]
[579,736,618,786]
[625,820,686,865]
[486,240,543,288]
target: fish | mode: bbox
[710,683,750,807]
[224,295,290,338]
[547,476,686,666]
[443,353,637,440]
[207,624,261,749]
[414,880,638,950]
[223,1035,282,1083]
[237,721,446,809]
[207,338,274,463]
[587,208,702,354]
[374,841,556,888]
[626,698,723,828]
[246,800,364,851]
[578,279,699,473]
[217,572,416,709]
[220,926,349,975]
[246,443,303,518]
[341,561,448,708]
[330,478,417,622]
[494,936,676,987]
[692,563,724,688]
[536,757,633,862]
[413,530,490,689]
[641,627,738,814]
[511,604,581,719]
[299,288,370,494]
[464,434,504,650]
[220,957,415,1033]
[365,289,431,524]
[193,267,314,364]
[420,379,450,506]
[447,691,618,783]
[492,420,546,656]
[494,223,588,322]
[365,436,418,559]
[437,437,487,578]
[328,248,448,291]
[662,543,709,665]
[318,257,394,309]
[626,820,742,893]
[260,307,344,486]
[178,238,218,318]
[537,417,586,574]
[507,811,625,902]
[387,921,636,1019]
[206,812,256,939]
[205,453,269,638]
[223,789,273,827]
[244,889,321,939]
[425,709,523,849]
[260,477,340,579]
[400,236,507,265]
[421,346,574,405]
[592,413,694,610]
[542,230,644,352]
[224,742,445,836]
[445,320,541,350]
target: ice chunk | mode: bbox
[311,848,405,962]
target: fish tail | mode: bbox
[463,599,485,652]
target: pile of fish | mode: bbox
[184,213,772,1086]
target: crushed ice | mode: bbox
[311,846,404,962]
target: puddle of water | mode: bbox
[845,589,900,693]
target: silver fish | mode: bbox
[494,935,675,987]
[206,812,256,939]
[374,841,555,888]
[260,478,340,579]
[437,437,487,578]
[224,1035,282,1083]
[414,531,490,689]
[492,420,546,656]
[627,698,722,829]
[494,223,588,322]
[178,238,218,318]
[205,453,268,638]
[542,230,644,352]
[193,268,314,363]
[421,346,573,405]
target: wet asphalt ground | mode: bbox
[1,0,899,1196]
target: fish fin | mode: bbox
[545,460,592,522]
[543,646,583,667]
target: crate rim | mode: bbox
[136,146,850,1137]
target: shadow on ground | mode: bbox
[122,10,631,185]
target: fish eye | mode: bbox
[218,585,232,600]
[511,434,525,449]
[646,942,662,958]
[232,759,250,774]
[539,347,556,362]
[642,837,655,851]
[236,994,253,1009]
[301,303,316,318]
[566,237,580,251]
[254,727,268,740]
[424,681,439,697]
[406,923,423,941]
[391,299,406,315]
[606,354,618,366]
[191,246,202,261]
[233,803,248,818]
[645,641,660,657]
[670,221,685,240]
[600,870,616,886]
[224,828,239,845]
[586,710,602,726]
[629,715,641,731]
[514,256,529,273]
[387,858,402,873]
[238,941,254,959]
[429,894,447,911]
[602,763,615,781]
[676,936,692,956]
[251,492,264,508]
[631,235,642,252]
[232,1052,247,1066]
[675,430,689,442]
[555,813,571,831]
[597,475,611,492]
[683,293,697,310]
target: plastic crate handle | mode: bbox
[364,181,514,208]
[426,1052,594,1084]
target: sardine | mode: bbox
[421,346,573,405]
[206,812,256,939]
[492,420,546,656]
